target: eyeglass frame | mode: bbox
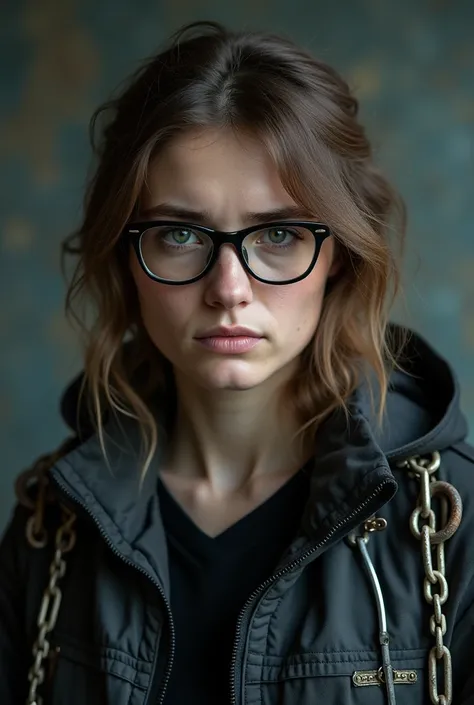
[123,220,332,286]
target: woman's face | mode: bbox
[130,128,338,393]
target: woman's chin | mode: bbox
[190,359,271,392]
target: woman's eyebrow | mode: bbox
[245,206,316,222]
[138,204,209,222]
[138,203,316,224]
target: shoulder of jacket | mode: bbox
[434,443,474,509]
[448,441,474,465]
[14,436,80,549]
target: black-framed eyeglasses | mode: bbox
[123,220,332,285]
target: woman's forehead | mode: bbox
[142,129,301,227]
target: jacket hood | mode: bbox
[60,324,468,460]
[366,326,468,458]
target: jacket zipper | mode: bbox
[50,474,175,705]
[229,478,393,705]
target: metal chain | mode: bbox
[16,437,78,549]
[398,451,463,705]
[26,507,77,705]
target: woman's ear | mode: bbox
[328,257,341,278]
[327,240,342,279]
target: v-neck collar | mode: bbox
[157,463,311,555]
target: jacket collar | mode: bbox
[51,400,397,591]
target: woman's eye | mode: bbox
[169,230,192,243]
[260,228,296,245]
[268,229,291,243]
[162,229,200,245]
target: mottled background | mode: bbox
[1,0,473,532]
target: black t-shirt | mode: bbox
[157,466,310,704]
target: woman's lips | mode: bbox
[195,335,262,353]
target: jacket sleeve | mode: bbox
[0,505,33,704]
[452,597,474,704]
[445,444,474,703]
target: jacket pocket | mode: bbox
[45,631,153,705]
[245,649,429,705]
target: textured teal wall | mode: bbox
[1,0,473,531]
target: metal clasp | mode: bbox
[353,668,418,687]
[347,515,388,546]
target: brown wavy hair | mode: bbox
[63,20,406,471]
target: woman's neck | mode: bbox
[163,373,308,496]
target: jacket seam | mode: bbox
[261,593,285,705]
[54,647,149,688]
[53,628,154,666]
[248,647,427,658]
[131,573,154,703]
[127,674,134,705]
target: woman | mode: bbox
[1,20,473,705]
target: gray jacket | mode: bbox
[1,328,474,705]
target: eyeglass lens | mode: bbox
[139,224,318,283]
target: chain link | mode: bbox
[399,451,463,705]
[26,507,77,705]
[16,437,78,550]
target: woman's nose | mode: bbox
[203,244,254,310]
